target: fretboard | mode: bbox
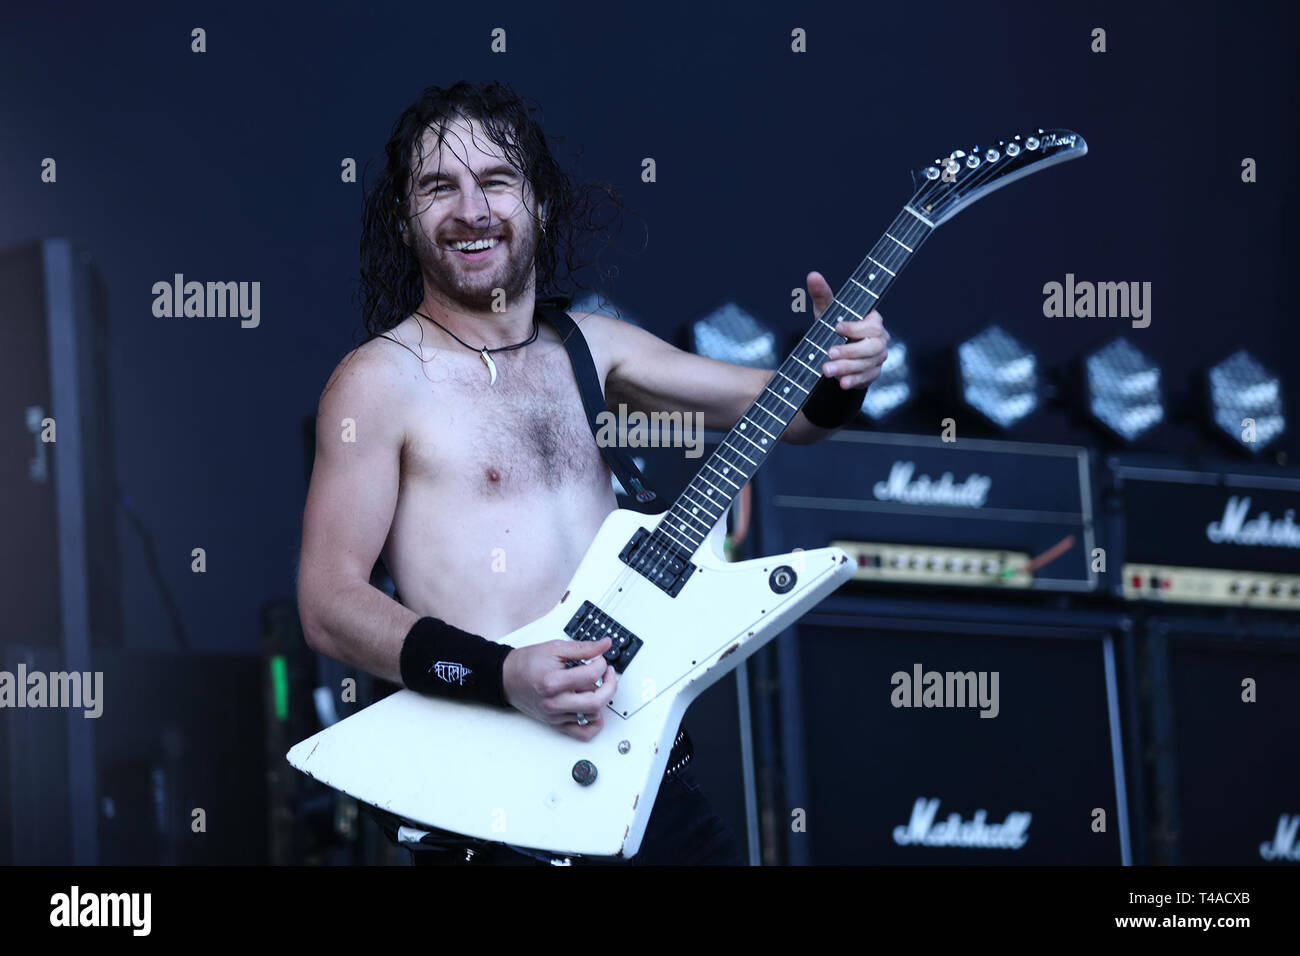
[649,205,935,558]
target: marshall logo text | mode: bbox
[873,461,992,508]
[892,797,1031,849]
[1260,813,1300,862]
[1206,496,1300,549]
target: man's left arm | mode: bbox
[596,271,890,444]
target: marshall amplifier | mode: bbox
[757,431,1098,595]
[1107,457,1300,611]
[1141,615,1300,864]
[768,598,1136,865]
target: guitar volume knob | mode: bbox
[769,566,797,594]
[572,760,597,786]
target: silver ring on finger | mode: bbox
[575,713,590,726]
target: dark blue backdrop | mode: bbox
[2,0,1296,654]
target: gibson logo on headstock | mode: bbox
[1038,133,1077,149]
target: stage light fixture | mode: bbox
[1085,337,1165,442]
[691,302,777,368]
[1207,349,1286,453]
[957,325,1040,429]
[860,340,912,421]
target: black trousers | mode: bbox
[404,766,745,866]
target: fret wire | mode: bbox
[741,417,777,441]
[722,440,759,465]
[703,464,741,489]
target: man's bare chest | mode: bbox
[400,347,608,496]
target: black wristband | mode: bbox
[801,375,867,430]
[399,617,513,708]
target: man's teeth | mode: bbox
[450,238,500,251]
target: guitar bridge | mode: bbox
[564,601,643,674]
[618,527,696,596]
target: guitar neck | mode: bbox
[650,205,936,558]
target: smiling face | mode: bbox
[402,114,543,313]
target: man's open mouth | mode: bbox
[446,237,502,255]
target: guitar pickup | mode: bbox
[618,527,696,596]
[563,601,643,674]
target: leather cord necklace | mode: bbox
[415,309,539,386]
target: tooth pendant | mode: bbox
[481,348,498,386]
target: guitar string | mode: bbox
[567,143,1029,712]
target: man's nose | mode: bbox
[454,184,492,225]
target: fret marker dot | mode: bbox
[740,423,746,429]
[723,467,730,474]
[783,386,790,393]
[761,438,769,444]
[692,507,698,514]
[869,273,876,280]
[807,353,814,361]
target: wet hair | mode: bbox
[355,80,639,344]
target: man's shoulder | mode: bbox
[319,321,425,407]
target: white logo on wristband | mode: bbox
[432,661,473,685]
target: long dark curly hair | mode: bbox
[356,80,638,344]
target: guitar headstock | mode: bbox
[910,128,1087,226]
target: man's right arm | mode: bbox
[297,349,415,685]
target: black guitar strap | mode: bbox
[534,294,666,513]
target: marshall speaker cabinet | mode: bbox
[763,599,1135,865]
[1140,615,1300,865]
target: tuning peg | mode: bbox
[1026,135,1041,150]
[985,147,1001,162]
[1005,142,1021,157]
[924,166,941,180]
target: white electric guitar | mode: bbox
[288,128,1088,858]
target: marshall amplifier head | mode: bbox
[758,431,1098,594]
[1107,456,1300,611]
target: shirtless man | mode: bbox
[296,81,890,864]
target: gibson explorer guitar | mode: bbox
[288,127,1088,858]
